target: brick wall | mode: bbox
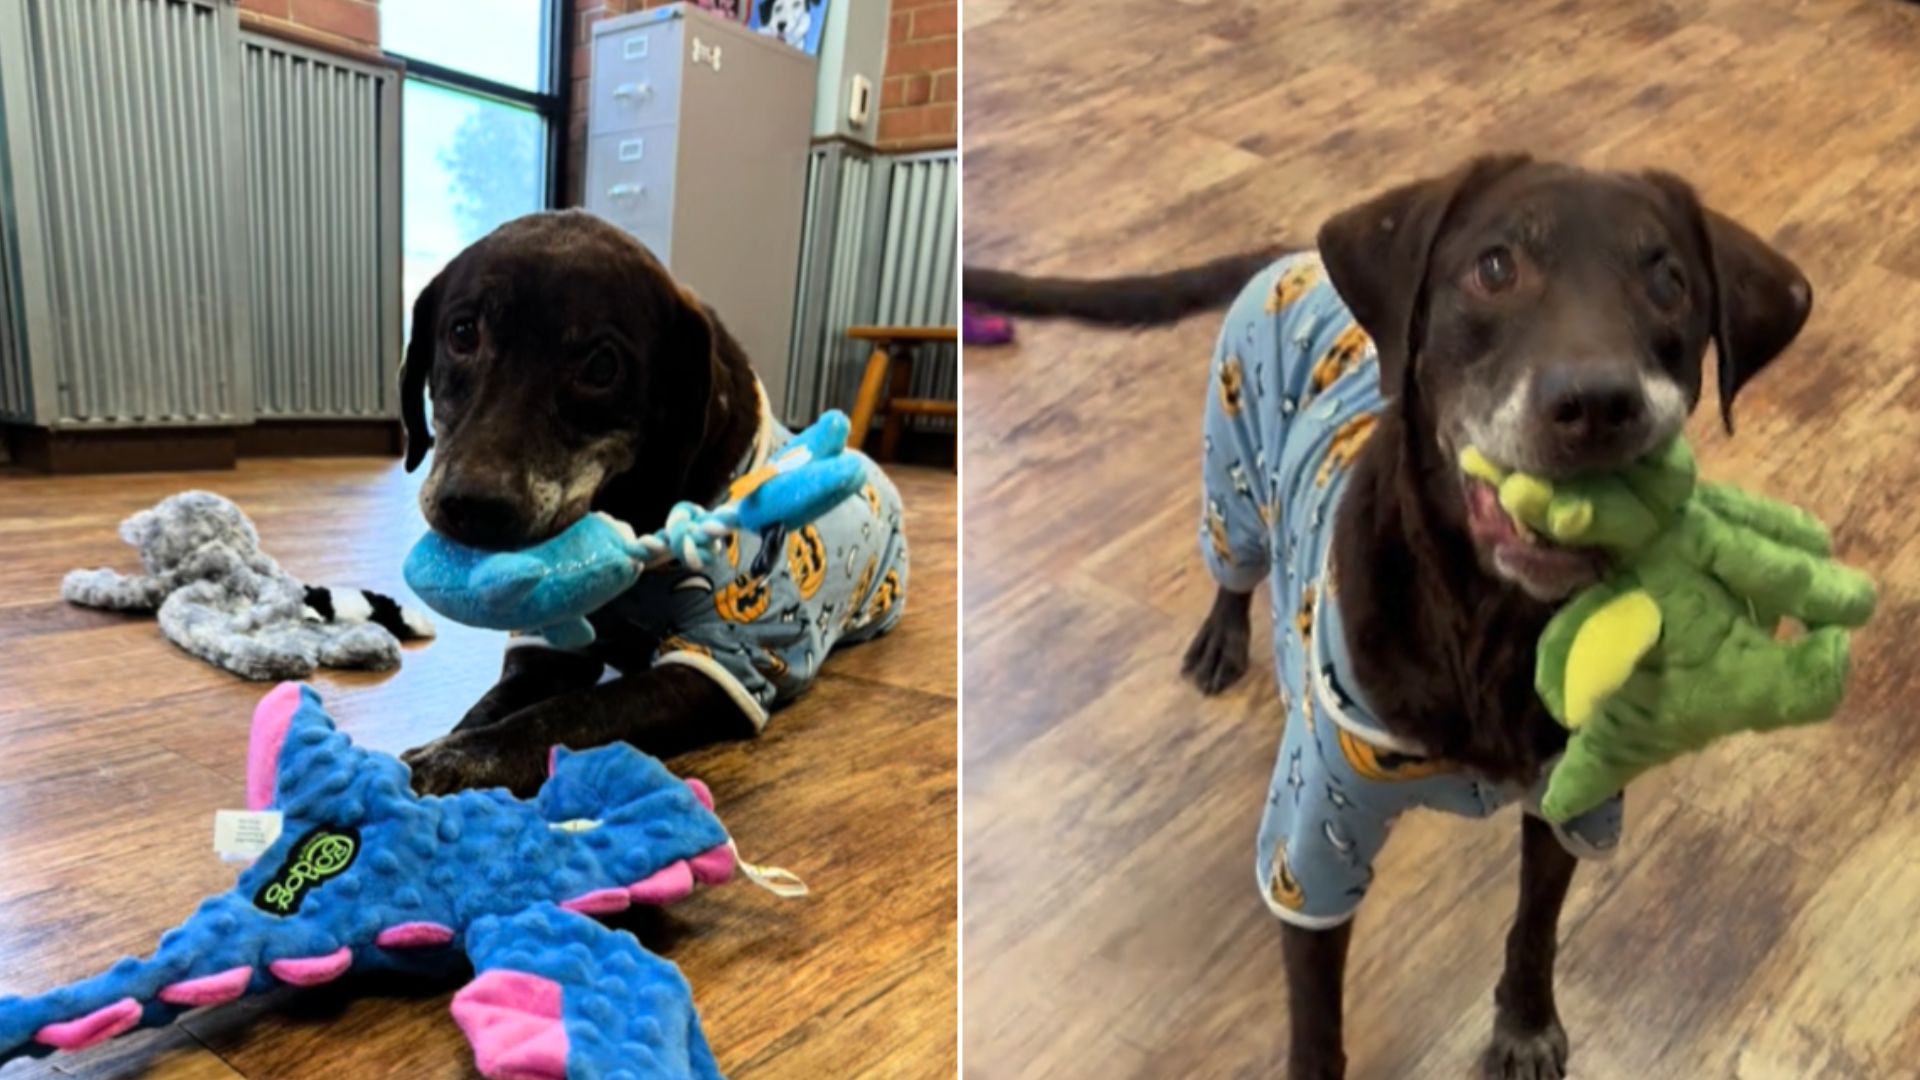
[878,0,955,151]
[238,0,381,56]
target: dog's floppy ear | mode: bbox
[649,281,723,492]
[1643,171,1812,433]
[399,272,445,473]
[1317,153,1533,396]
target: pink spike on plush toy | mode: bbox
[269,947,353,987]
[35,999,141,1051]
[376,922,456,949]
[559,887,632,915]
[451,970,570,1080]
[685,778,714,810]
[246,682,304,811]
[628,860,695,905]
[158,966,253,1007]
[689,844,735,885]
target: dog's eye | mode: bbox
[1473,247,1517,294]
[447,318,479,354]
[1647,260,1688,311]
[576,349,621,391]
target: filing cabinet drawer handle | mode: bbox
[608,183,647,199]
[613,81,653,102]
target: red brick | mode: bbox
[885,36,955,77]
[903,72,932,106]
[911,2,957,39]
[880,76,908,109]
[889,11,911,44]
[877,103,956,147]
[923,103,956,139]
[289,0,379,45]
[581,8,608,41]
[572,44,590,78]
[240,0,292,20]
[890,0,948,8]
[931,69,956,104]
[877,107,926,144]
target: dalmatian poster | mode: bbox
[749,0,828,55]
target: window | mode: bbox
[385,0,567,325]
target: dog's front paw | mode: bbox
[1482,1015,1569,1080]
[402,731,547,798]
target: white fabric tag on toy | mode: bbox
[213,809,284,862]
[732,842,809,898]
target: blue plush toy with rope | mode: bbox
[404,410,868,650]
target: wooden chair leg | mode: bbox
[878,348,916,462]
[848,345,892,453]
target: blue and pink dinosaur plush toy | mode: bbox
[403,410,868,649]
[0,683,795,1079]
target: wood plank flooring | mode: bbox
[0,456,956,1079]
[961,0,1920,1076]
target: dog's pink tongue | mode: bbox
[1467,483,1519,543]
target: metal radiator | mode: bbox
[0,127,25,422]
[786,142,958,433]
[0,0,254,427]
[870,149,957,433]
[241,31,400,419]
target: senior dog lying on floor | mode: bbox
[398,210,908,797]
[963,155,1813,1080]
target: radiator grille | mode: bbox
[0,115,24,421]
[787,144,957,432]
[242,33,399,418]
[870,150,956,432]
[786,142,877,424]
[19,0,251,425]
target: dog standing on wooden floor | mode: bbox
[963,155,1813,1079]
[396,210,909,798]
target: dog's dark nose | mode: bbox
[1533,365,1648,460]
[432,489,530,551]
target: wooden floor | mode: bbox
[962,0,1920,1077]
[0,457,956,1079]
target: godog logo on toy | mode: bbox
[253,826,360,915]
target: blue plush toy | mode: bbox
[0,683,802,1079]
[404,410,868,649]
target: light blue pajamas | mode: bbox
[1199,253,1621,929]
[599,406,908,730]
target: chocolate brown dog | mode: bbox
[396,211,770,796]
[963,155,1812,1079]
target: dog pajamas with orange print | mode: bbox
[1199,253,1621,929]
[598,417,908,731]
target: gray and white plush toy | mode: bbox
[62,491,434,681]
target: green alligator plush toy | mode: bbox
[1460,438,1877,822]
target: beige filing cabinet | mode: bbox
[586,4,816,413]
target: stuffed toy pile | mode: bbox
[0,683,800,1079]
[404,410,867,649]
[1462,438,1877,822]
[63,491,434,680]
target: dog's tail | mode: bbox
[962,246,1295,327]
[302,585,436,641]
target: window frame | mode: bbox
[384,0,573,207]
